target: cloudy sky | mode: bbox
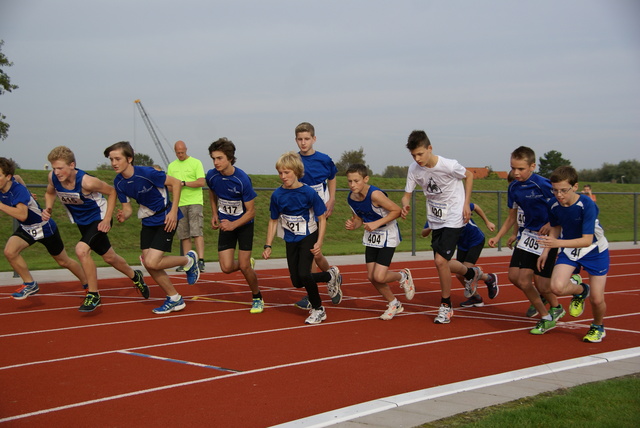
[1,0,639,175]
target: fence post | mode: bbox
[635,193,638,245]
[411,191,417,256]
[12,218,20,278]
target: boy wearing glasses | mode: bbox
[489,146,565,334]
[537,166,609,342]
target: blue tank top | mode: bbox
[52,169,107,225]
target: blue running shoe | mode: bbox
[295,296,311,310]
[12,282,39,300]
[485,273,499,299]
[185,250,200,285]
[153,296,186,314]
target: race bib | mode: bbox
[516,207,525,227]
[363,229,387,248]
[57,191,83,205]
[22,223,45,240]
[281,214,307,236]
[218,199,243,217]
[517,229,543,256]
[310,183,328,203]
[427,200,448,223]
[563,244,597,261]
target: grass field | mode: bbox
[422,374,640,428]
[1,169,638,272]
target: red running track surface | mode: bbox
[1,249,639,426]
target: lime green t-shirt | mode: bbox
[167,156,206,206]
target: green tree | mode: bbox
[382,165,408,178]
[538,150,571,178]
[0,40,19,141]
[133,152,155,167]
[97,152,155,169]
[335,147,369,176]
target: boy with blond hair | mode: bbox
[42,146,149,312]
[262,151,342,324]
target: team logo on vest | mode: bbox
[426,178,442,194]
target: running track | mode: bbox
[1,248,639,426]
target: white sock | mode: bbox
[390,298,399,307]
[169,294,181,302]
[400,271,407,282]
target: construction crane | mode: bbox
[134,99,171,169]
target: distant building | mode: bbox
[466,167,508,180]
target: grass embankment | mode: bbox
[1,170,637,272]
[422,374,640,428]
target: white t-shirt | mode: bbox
[404,156,467,229]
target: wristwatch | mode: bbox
[263,244,272,249]
[181,181,186,187]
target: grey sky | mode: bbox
[1,0,639,175]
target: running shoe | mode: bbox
[250,298,264,314]
[526,295,548,318]
[463,266,483,298]
[305,307,327,325]
[185,250,200,285]
[327,266,343,305]
[485,273,499,299]
[250,257,255,270]
[175,266,185,272]
[379,302,404,320]
[434,304,453,324]
[399,268,415,300]
[79,292,101,312]
[152,296,186,314]
[583,324,606,343]
[570,273,582,285]
[11,282,39,300]
[295,296,311,310]
[569,283,590,317]
[198,260,206,272]
[530,318,556,335]
[460,294,484,307]
[549,305,566,321]
[132,270,149,299]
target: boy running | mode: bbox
[103,141,200,314]
[262,152,342,325]
[42,146,149,312]
[422,202,499,307]
[401,130,483,324]
[345,164,415,320]
[488,146,565,335]
[0,157,88,299]
[293,122,341,309]
[206,137,264,314]
[538,166,609,342]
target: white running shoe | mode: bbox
[379,302,404,320]
[327,266,343,305]
[305,307,327,325]
[434,304,453,324]
[463,267,483,298]
[399,268,415,300]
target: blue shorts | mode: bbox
[556,248,609,276]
